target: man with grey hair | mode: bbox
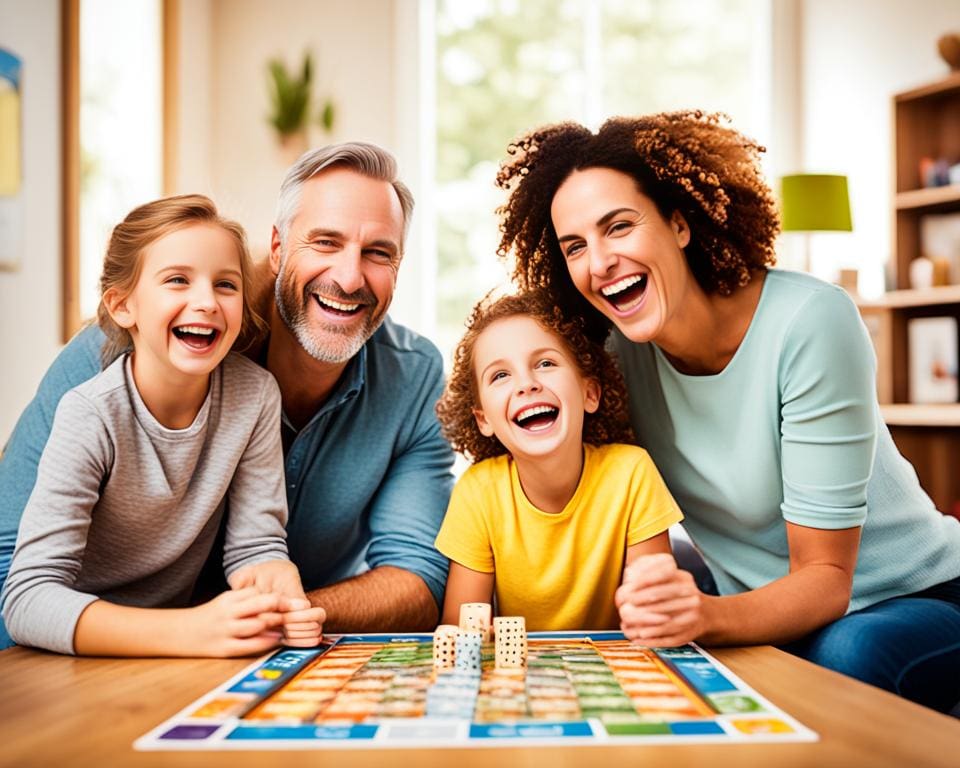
[0,142,454,647]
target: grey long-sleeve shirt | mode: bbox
[1,352,290,654]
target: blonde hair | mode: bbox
[97,194,265,367]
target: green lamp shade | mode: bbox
[779,174,853,232]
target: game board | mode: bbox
[136,631,817,750]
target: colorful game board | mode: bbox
[136,631,817,750]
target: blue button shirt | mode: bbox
[0,318,454,648]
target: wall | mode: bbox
[0,0,62,445]
[207,0,398,257]
[3,0,958,443]
[800,0,960,296]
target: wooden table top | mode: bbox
[1,643,958,767]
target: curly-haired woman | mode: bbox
[434,289,698,632]
[496,111,960,711]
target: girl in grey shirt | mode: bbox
[1,195,324,656]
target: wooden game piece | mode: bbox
[433,624,459,670]
[458,602,492,641]
[454,629,483,671]
[493,616,527,669]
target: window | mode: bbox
[63,0,166,339]
[429,0,772,358]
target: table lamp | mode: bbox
[779,174,853,273]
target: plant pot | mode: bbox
[277,130,309,166]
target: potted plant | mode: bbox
[267,53,312,157]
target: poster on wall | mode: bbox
[0,47,24,271]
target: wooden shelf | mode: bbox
[895,71,960,103]
[881,404,960,427]
[895,185,960,211]
[856,284,960,309]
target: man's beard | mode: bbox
[274,260,385,364]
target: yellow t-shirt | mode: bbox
[435,443,683,631]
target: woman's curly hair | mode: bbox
[496,110,779,342]
[436,288,635,463]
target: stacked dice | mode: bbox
[458,603,492,641]
[432,624,459,671]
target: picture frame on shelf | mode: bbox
[920,212,960,285]
[908,317,959,404]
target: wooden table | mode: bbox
[1,644,958,767]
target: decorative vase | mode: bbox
[938,33,960,71]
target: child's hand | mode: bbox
[229,560,325,647]
[185,588,285,657]
[276,595,326,648]
[615,553,703,647]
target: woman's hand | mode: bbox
[616,553,703,647]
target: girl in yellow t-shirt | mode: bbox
[435,289,702,639]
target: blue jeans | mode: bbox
[782,576,960,714]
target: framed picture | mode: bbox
[0,46,23,272]
[920,212,960,284]
[908,317,959,404]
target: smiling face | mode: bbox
[270,166,404,364]
[471,314,600,462]
[106,222,244,381]
[550,166,693,343]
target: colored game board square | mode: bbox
[160,724,221,740]
[469,722,594,739]
[227,724,378,740]
[375,701,425,717]
[625,681,680,694]
[630,695,697,710]
[256,701,322,719]
[603,722,671,736]
[572,683,627,696]
[189,695,252,719]
[669,721,725,736]
[564,663,610,673]
[594,711,643,725]
[708,693,765,713]
[576,698,635,713]
[731,718,795,735]
[526,668,567,678]
[279,690,336,703]
[528,685,577,698]
[568,673,617,684]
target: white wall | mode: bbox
[207,0,398,256]
[800,0,960,296]
[0,0,62,445]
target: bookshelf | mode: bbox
[863,73,960,515]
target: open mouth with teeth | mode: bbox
[172,325,220,350]
[601,273,648,312]
[513,404,560,432]
[313,294,365,317]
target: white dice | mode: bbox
[493,616,527,669]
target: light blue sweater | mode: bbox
[611,269,960,611]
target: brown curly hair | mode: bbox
[496,110,779,342]
[436,289,635,463]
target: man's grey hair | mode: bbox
[274,142,415,251]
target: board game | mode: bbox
[136,631,817,750]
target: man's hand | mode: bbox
[229,560,326,647]
[615,553,703,647]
